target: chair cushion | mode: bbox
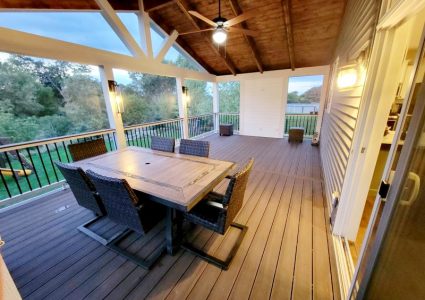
[185,199,225,233]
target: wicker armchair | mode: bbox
[151,136,175,153]
[55,162,122,245]
[182,158,254,269]
[68,138,107,162]
[86,170,165,269]
[179,139,210,158]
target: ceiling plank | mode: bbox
[174,0,238,75]
[143,0,175,12]
[227,0,263,73]
[150,13,217,74]
[282,0,295,70]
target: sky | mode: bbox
[288,75,324,94]
[0,12,185,84]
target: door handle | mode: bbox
[400,171,420,206]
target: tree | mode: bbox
[287,91,300,103]
[61,75,108,133]
[302,86,322,103]
[219,81,240,113]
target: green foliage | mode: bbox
[218,81,240,113]
[185,79,212,116]
[0,55,107,143]
[287,86,322,103]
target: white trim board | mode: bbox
[0,27,215,82]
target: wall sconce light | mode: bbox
[108,80,124,114]
[337,67,358,89]
[182,86,190,107]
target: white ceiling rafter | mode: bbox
[138,0,153,58]
[155,30,179,63]
[94,0,145,58]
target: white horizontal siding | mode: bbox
[320,0,379,210]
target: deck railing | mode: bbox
[1,114,241,202]
[124,118,184,148]
[218,113,240,131]
[0,129,117,202]
[188,114,215,138]
[284,114,318,136]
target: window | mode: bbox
[218,81,240,113]
[113,69,178,126]
[0,52,108,143]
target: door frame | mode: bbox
[332,3,425,240]
[355,72,425,300]
[347,25,425,298]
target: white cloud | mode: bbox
[0,52,10,62]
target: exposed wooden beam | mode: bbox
[151,13,217,74]
[143,0,175,12]
[227,0,263,73]
[282,0,295,70]
[94,0,145,57]
[174,0,238,75]
[155,30,179,62]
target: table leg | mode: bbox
[165,207,183,255]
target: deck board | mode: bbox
[0,135,338,300]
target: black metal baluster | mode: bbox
[36,146,51,185]
[112,132,118,149]
[4,152,22,194]
[125,131,130,146]
[54,142,63,162]
[16,149,32,191]
[0,157,12,198]
[45,144,59,182]
[26,148,42,188]
[106,134,113,151]
[62,141,71,162]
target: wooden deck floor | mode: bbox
[0,135,339,300]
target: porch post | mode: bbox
[99,65,127,149]
[212,82,219,132]
[176,77,189,139]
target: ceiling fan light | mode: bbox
[212,28,227,44]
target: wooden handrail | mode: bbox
[0,129,116,152]
[124,117,183,130]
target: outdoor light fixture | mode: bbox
[337,67,358,89]
[108,80,124,114]
[212,28,227,44]
[182,85,190,107]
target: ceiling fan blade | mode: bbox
[224,9,256,27]
[227,27,258,36]
[188,10,217,27]
[179,28,215,36]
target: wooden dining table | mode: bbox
[72,146,234,255]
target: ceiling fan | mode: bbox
[180,0,257,44]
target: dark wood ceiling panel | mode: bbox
[0,0,347,75]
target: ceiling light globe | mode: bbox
[212,28,227,44]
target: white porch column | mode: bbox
[212,82,219,131]
[176,77,189,139]
[99,65,127,149]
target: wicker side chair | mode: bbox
[55,162,123,245]
[151,136,175,153]
[179,139,210,158]
[182,158,254,270]
[86,170,166,269]
[68,138,107,162]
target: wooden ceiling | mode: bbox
[0,0,347,75]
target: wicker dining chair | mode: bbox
[179,139,210,157]
[55,162,123,245]
[86,170,166,269]
[68,138,107,162]
[151,136,175,153]
[182,158,254,270]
